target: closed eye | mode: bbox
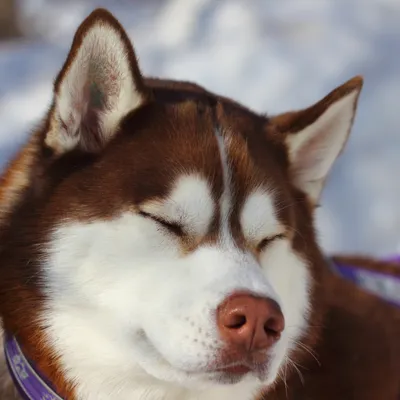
[138,211,184,237]
[256,234,285,252]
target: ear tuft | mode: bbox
[272,76,363,204]
[45,8,150,155]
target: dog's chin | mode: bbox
[211,367,269,386]
[132,331,275,389]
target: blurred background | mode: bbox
[0,0,399,257]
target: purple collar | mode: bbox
[329,255,400,307]
[4,333,63,400]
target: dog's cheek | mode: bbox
[43,214,181,320]
[259,240,312,374]
[135,266,220,371]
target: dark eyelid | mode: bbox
[257,233,285,252]
[138,211,184,237]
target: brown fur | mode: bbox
[0,8,398,400]
[262,263,400,400]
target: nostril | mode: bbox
[264,315,284,340]
[226,313,247,329]
[264,324,280,340]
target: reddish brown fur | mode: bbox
[270,76,363,134]
[262,266,400,400]
[0,8,398,400]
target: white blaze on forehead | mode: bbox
[240,189,285,242]
[140,174,214,237]
[214,129,232,243]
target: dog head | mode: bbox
[0,8,362,399]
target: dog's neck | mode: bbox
[3,333,262,400]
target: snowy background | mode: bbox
[0,0,399,257]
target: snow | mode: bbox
[0,0,399,256]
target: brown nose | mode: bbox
[217,292,285,352]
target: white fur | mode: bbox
[287,90,359,202]
[260,241,311,383]
[140,174,214,238]
[240,188,285,244]
[42,204,273,398]
[214,130,232,244]
[46,21,143,154]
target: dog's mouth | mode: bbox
[134,329,271,384]
[206,363,269,386]
[211,359,270,382]
[208,347,271,381]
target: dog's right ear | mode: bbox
[271,76,363,205]
[45,8,150,156]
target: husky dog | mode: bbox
[0,8,398,400]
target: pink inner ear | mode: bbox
[55,54,132,152]
[59,79,105,149]
[292,116,339,181]
[79,80,104,148]
[89,82,105,108]
[59,82,91,138]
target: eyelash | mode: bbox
[138,211,184,237]
[256,234,285,252]
[139,211,284,247]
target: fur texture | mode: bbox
[0,8,398,400]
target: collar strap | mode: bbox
[4,333,63,400]
[328,255,400,307]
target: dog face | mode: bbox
[41,103,311,391]
[0,9,362,399]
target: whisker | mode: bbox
[287,357,305,387]
[283,357,289,399]
[294,340,321,366]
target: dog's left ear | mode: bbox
[272,76,363,204]
[45,8,151,155]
